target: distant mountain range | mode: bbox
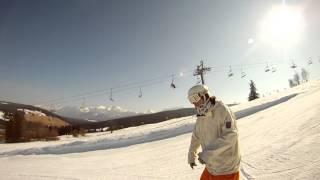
[0,101,197,130]
[0,101,88,126]
[54,105,143,122]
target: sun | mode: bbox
[259,5,304,47]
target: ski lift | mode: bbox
[196,76,201,84]
[290,61,297,69]
[264,63,270,72]
[170,75,176,89]
[308,57,313,65]
[240,66,246,78]
[138,87,142,98]
[241,71,246,78]
[228,66,234,77]
[109,88,114,101]
[271,66,277,73]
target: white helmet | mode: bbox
[187,84,211,104]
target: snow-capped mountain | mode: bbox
[55,105,142,121]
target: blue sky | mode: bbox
[0,0,319,112]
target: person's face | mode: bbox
[193,96,205,108]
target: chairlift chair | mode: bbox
[228,66,234,77]
[241,71,246,78]
[264,64,270,72]
[290,62,297,69]
[240,66,246,78]
[308,57,313,65]
[109,88,114,101]
[170,75,176,89]
[138,87,142,98]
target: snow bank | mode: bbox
[0,111,9,121]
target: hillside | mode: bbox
[0,100,197,131]
[82,107,196,130]
[0,101,93,127]
[0,80,319,179]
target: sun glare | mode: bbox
[248,38,254,44]
[259,5,304,47]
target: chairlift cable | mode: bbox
[35,57,317,108]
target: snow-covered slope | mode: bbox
[0,111,9,122]
[0,80,319,180]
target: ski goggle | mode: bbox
[188,93,201,104]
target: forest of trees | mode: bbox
[289,68,309,88]
[4,111,84,143]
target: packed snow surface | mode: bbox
[0,81,319,180]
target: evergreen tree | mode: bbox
[288,79,295,88]
[293,72,300,85]
[5,112,24,143]
[248,80,259,101]
[301,68,309,83]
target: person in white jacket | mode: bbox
[187,84,241,180]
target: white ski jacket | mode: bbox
[188,100,241,175]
